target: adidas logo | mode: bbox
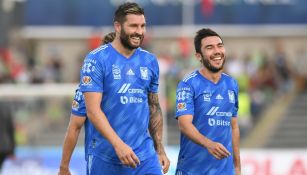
[216,94,224,100]
[126,69,135,75]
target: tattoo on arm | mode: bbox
[148,93,164,154]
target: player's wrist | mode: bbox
[111,137,125,149]
[59,165,69,170]
[202,138,214,149]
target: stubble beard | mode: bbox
[200,54,225,73]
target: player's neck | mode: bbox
[199,68,222,84]
[111,39,136,58]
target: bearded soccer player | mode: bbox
[79,2,169,175]
[175,28,241,175]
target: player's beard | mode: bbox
[120,27,144,50]
[200,53,225,73]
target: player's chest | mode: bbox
[195,86,236,106]
[104,62,152,89]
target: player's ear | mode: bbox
[114,21,121,34]
[195,53,202,63]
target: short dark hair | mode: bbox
[102,32,116,44]
[114,2,144,24]
[194,28,223,54]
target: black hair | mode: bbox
[194,28,223,54]
[114,2,144,24]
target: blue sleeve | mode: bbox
[175,81,194,119]
[149,56,159,93]
[71,88,87,117]
[79,53,104,93]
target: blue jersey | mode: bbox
[71,87,93,161]
[175,70,239,175]
[79,44,159,164]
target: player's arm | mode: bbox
[84,92,140,168]
[178,115,231,160]
[231,117,241,175]
[59,114,86,175]
[148,92,170,174]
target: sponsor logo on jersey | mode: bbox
[206,106,232,117]
[177,102,187,112]
[208,118,230,126]
[120,96,143,104]
[72,100,79,110]
[203,92,211,102]
[118,83,144,104]
[82,76,92,85]
[118,83,144,94]
[140,67,149,80]
[112,64,121,79]
[126,69,135,76]
[228,90,235,103]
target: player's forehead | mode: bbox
[201,36,223,47]
[124,14,146,25]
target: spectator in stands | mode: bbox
[274,40,293,92]
[43,47,63,83]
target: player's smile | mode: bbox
[210,55,224,67]
[129,34,143,46]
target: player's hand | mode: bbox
[207,141,231,160]
[114,142,140,168]
[58,166,71,175]
[158,153,170,174]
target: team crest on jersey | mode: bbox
[177,102,187,112]
[72,100,79,110]
[140,67,149,80]
[112,64,121,79]
[228,90,235,103]
[82,76,92,85]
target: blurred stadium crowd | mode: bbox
[1,0,307,148]
[1,1,307,174]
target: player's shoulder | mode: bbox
[176,72,197,93]
[137,47,157,60]
[181,71,198,83]
[89,44,110,55]
[222,73,238,85]
[86,44,111,61]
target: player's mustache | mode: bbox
[130,33,143,39]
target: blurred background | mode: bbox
[1,0,307,174]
